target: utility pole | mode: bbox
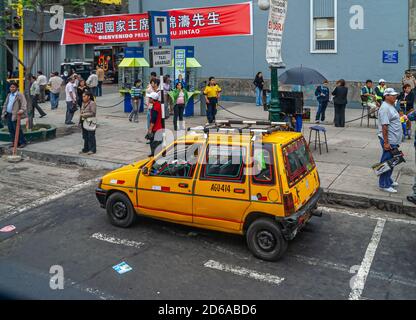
[0,0,7,128]
[17,0,24,94]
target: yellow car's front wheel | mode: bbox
[106,192,137,228]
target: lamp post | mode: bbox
[258,0,282,122]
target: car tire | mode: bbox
[246,218,288,261]
[106,192,137,228]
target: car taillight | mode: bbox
[283,193,296,216]
[98,179,103,189]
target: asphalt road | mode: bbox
[0,184,415,300]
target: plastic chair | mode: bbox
[308,126,328,155]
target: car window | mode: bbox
[252,143,275,185]
[283,138,315,186]
[150,143,202,178]
[201,145,246,182]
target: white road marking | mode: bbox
[349,219,386,300]
[204,260,285,285]
[91,233,144,249]
[320,206,416,226]
[0,178,98,222]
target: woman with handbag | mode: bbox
[79,92,97,155]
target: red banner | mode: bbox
[61,2,253,45]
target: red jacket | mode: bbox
[150,101,163,133]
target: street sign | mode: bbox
[174,47,187,84]
[383,50,399,64]
[124,47,144,58]
[148,11,171,47]
[149,48,172,67]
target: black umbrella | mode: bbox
[279,66,327,86]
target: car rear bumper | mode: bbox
[96,188,108,208]
[277,188,323,241]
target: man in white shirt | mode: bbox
[86,71,99,97]
[48,72,63,110]
[37,71,48,103]
[65,76,77,125]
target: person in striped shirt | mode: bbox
[129,80,143,123]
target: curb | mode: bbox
[320,189,416,218]
[0,146,127,171]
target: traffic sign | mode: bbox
[383,50,399,64]
[148,11,171,47]
[149,48,172,67]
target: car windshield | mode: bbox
[283,138,315,186]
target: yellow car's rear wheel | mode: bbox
[106,192,136,228]
[246,218,288,261]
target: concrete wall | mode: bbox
[131,0,409,83]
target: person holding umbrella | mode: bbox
[332,79,348,127]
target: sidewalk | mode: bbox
[1,93,415,216]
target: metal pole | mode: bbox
[17,0,24,94]
[0,0,7,128]
[269,66,281,122]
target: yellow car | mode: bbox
[96,120,322,261]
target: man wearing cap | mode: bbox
[377,88,402,193]
[375,79,387,106]
[146,92,163,157]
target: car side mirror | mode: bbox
[142,166,149,176]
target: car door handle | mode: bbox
[178,183,189,188]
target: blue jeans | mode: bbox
[65,102,76,124]
[255,87,262,106]
[90,87,97,97]
[50,93,60,109]
[7,114,26,146]
[316,100,328,121]
[207,98,218,123]
[97,81,103,97]
[378,137,399,189]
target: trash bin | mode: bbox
[124,92,133,113]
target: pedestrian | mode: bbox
[65,76,78,125]
[163,75,172,119]
[37,71,48,103]
[314,80,330,123]
[375,79,387,106]
[203,77,222,124]
[129,80,143,123]
[79,91,97,155]
[406,109,416,205]
[174,74,186,88]
[145,92,163,157]
[398,83,415,112]
[398,83,415,139]
[145,78,160,129]
[331,79,348,127]
[377,88,402,193]
[77,79,90,107]
[29,75,47,118]
[361,80,378,118]
[171,81,189,131]
[48,72,63,110]
[402,70,416,93]
[96,65,105,97]
[253,72,264,107]
[1,82,27,148]
[86,71,99,97]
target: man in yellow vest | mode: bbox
[375,79,387,106]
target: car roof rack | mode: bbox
[188,120,293,136]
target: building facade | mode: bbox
[129,0,413,105]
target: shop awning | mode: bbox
[119,58,150,68]
[169,57,202,68]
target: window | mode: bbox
[411,40,416,70]
[283,138,315,186]
[201,145,246,182]
[310,0,337,53]
[150,143,202,178]
[252,144,276,185]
